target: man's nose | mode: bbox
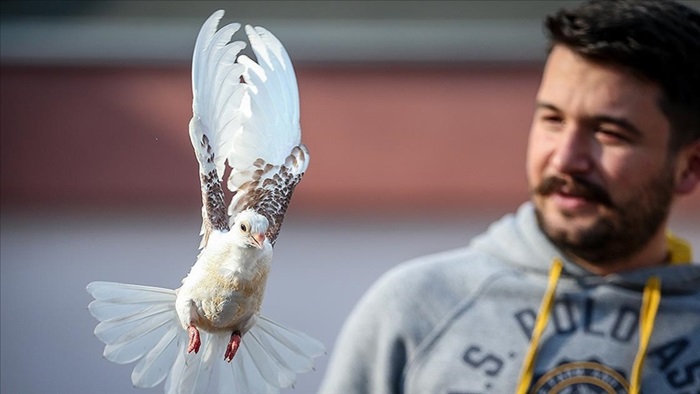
[550,125,593,174]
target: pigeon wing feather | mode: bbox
[189,10,247,248]
[226,25,309,246]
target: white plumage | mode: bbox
[87,10,322,394]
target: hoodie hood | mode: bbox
[469,202,700,293]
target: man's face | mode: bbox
[527,45,677,264]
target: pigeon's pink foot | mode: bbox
[187,326,201,354]
[224,331,241,362]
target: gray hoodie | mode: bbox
[319,203,700,394]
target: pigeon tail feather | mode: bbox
[87,281,324,393]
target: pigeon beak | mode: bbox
[251,233,266,249]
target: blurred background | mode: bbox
[2,1,698,393]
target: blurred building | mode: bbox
[3,0,698,215]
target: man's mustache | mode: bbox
[535,175,613,207]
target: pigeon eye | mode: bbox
[240,223,248,232]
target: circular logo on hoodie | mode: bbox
[531,360,629,393]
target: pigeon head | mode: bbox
[231,209,269,249]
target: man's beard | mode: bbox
[533,165,674,264]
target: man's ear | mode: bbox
[674,140,700,195]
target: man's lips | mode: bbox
[535,175,613,207]
[550,191,595,210]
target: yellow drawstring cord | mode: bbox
[514,230,684,393]
[629,276,662,394]
[666,231,692,264]
[516,258,563,394]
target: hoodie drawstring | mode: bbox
[667,231,692,264]
[515,260,664,394]
[630,276,661,394]
[515,258,563,394]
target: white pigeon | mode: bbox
[86,10,324,394]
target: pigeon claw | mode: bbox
[224,331,241,362]
[187,326,201,354]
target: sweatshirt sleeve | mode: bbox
[318,250,477,394]
[318,267,410,394]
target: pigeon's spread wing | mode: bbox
[188,11,307,248]
[226,25,307,246]
[189,10,244,247]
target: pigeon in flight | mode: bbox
[87,10,324,393]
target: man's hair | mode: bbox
[544,0,700,151]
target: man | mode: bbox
[319,1,700,393]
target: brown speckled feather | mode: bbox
[227,144,309,246]
[197,134,230,247]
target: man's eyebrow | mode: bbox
[535,101,560,112]
[535,101,642,137]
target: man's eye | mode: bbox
[596,129,629,144]
[541,115,564,129]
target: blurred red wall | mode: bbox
[1,65,698,216]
